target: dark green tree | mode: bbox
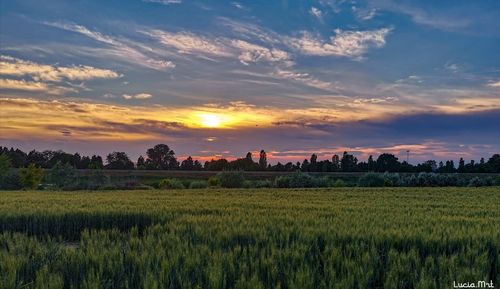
[105,152,134,170]
[145,144,178,170]
[259,150,267,170]
[136,155,146,169]
[376,153,400,172]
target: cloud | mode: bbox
[0,55,120,82]
[352,6,378,20]
[145,29,292,66]
[369,1,470,30]
[309,7,323,20]
[0,79,76,95]
[144,30,232,58]
[230,40,291,65]
[270,69,338,91]
[44,22,175,70]
[487,81,500,88]
[0,79,49,91]
[122,93,153,100]
[142,0,181,5]
[285,28,391,59]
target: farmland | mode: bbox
[1,187,499,289]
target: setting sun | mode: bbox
[199,113,223,128]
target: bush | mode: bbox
[0,170,22,190]
[274,175,290,188]
[332,179,346,187]
[383,173,400,187]
[314,177,330,188]
[216,171,245,188]
[254,179,272,188]
[49,161,77,189]
[467,177,494,187]
[158,178,185,189]
[207,176,221,187]
[188,181,207,189]
[86,169,110,189]
[0,154,11,177]
[274,172,316,188]
[20,164,44,189]
[242,180,254,188]
[357,172,385,187]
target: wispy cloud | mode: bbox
[0,79,49,91]
[142,0,182,5]
[144,30,232,58]
[0,55,120,82]
[231,40,291,65]
[122,93,153,100]
[270,69,338,91]
[145,29,292,66]
[352,6,378,20]
[487,81,500,88]
[44,22,175,70]
[369,1,470,30]
[0,79,76,95]
[309,7,323,20]
[285,28,391,59]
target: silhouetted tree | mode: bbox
[180,156,195,170]
[332,154,340,171]
[90,155,104,169]
[136,155,146,169]
[487,154,500,172]
[145,144,178,170]
[367,155,375,171]
[341,152,358,172]
[204,159,229,171]
[105,152,134,170]
[376,153,400,172]
[79,156,91,169]
[458,158,465,173]
[259,150,267,170]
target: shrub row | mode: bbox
[2,166,499,190]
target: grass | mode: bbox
[0,187,499,289]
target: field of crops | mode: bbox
[1,187,499,289]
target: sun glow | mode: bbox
[199,113,223,128]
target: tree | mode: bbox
[49,161,77,188]
[332,154,340,171]
[376,153,400,172]
[79,156,91,169]
[20,164,44,189]
[367,155,375,171]
[341,152,358,172]
[193,160,203,170]
[246,152,253,162]
[0,154,12,177]
[301,159,310,171]
[27,150,47,168]
[105,152,134,170]
[180,156,195,170]
[204,159,229,171]
[487,154,500,173]
[259,150,267,170]
[309,154,318,171]
[145,144,178,170]
[458,158,465,173]
[90,155,104,169]
[136,155,146,169]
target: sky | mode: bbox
[1,0,499,164]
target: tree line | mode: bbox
[1,144,500,173]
